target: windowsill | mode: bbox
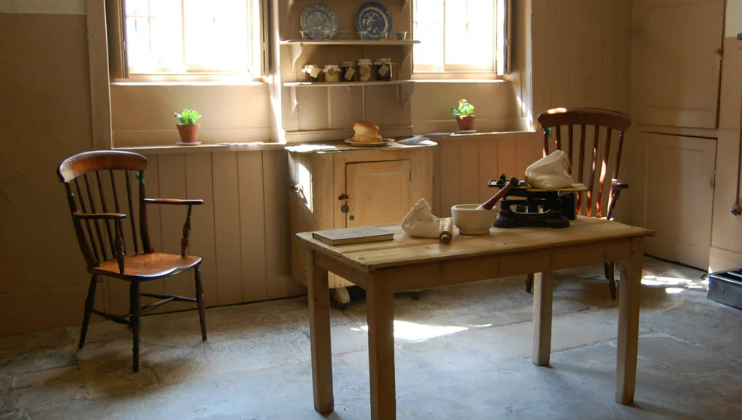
[424,129,537,138]
[114,142,287,154]
[111,80,267,87]
[413,79,507,84]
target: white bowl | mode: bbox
[451,204,497,235]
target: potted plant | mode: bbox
[451,99,475,131]
[174,109,202,144]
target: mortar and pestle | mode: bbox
[451,177,519,235]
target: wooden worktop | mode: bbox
[297,217,653,272]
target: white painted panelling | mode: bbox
[0,0,85,14]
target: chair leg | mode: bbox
[79,275,98,349]
[130,280,141,373]
[605,262,617,300]
[526,273,534,294]
[195,265,207,341]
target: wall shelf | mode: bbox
[285,41,417,73]
[284,80,413,88]
[281,40,420,46]
[288,0,409,14]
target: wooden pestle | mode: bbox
[439,218,454,244]
[479,177,519,210]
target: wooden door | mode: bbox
[345,160,412,228]
[643,133,716,269]
[633,0,724,129]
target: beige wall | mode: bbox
[111,84,272,147]
[0,10,97,336]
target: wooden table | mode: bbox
[297,217,653,420]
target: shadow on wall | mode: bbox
[411,81,521,134]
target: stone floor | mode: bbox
[1,257,741,419]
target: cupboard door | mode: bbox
[643,133,716,269]
[633,0,724,129]
[345,160,412,228]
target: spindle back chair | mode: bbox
[57,150,207,372]
[526,108,632,299]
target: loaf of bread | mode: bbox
[352,121,383,143]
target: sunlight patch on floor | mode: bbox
[351,320,469,341]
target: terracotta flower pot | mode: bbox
[176,124,200,143]
[456,116,475,131]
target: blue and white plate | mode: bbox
[355,2,393,40]
[301,4,338,39]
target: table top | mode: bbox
[296,217,653,272]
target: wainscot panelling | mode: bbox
[93,149,307,320]
[212,153,248,305]
[433,132,543,218]
[237,152,269,302]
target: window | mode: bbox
[413,0,509,77]
[117,0,263,79]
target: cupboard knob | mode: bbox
[341,204,349,214]
[349,215,355,221]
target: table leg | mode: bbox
[367,273,396,420]
[616,236,643,404]
[532,270,554,366]
[306,249,334,413]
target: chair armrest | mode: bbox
[73,212,127,220]
[144,198,204,205]
[144,198,203,257]
[611,179,629,190]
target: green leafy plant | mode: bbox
[174,109,202,125]
[451,99,475,117]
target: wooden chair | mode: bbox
[57,150,207,372]
[525,108,632,299]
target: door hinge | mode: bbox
[410,170,412,182]
[710,171,716,188]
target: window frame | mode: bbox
[412,0,510,80]
[107,0,268,83]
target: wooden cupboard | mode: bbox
[636,133,717,269]
[632,0,725,129]
[287,142,434,304]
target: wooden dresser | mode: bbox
[287,141,435,306]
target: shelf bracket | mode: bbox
[398,83,414,109]
[290,86,299,114]
[290,43,304,73]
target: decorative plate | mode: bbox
[344,138,395,147]
[301,4,338,39]
[355,2,393,40]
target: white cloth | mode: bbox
[402,199,441,238]
[525,150,574,189]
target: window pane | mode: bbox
[465,0,494,68]
[413,0,444,70]
[125,17,151,70]
[125,0,149,16]
[413,0,500,74]
[443,0,468,65]
[150,15,184,70]
[183,0,248,71]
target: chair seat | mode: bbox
[90,252,201,280]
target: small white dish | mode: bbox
[176,141,202,146]
[451,204,497,235]
[344,138,394,147]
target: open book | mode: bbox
[312,226,394,246]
